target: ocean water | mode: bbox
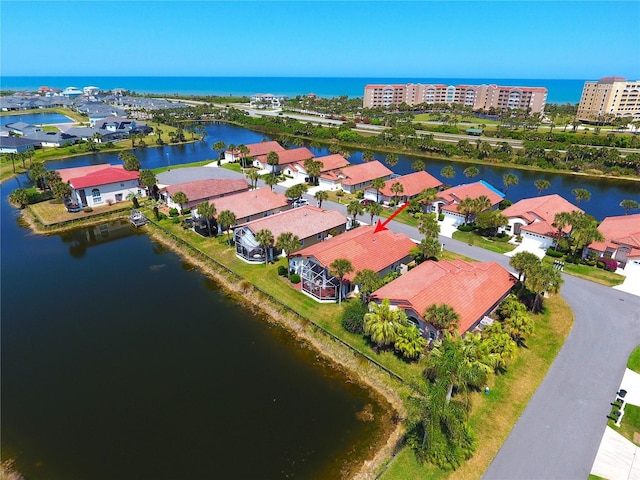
[1,76,585,104]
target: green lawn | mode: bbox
[451,230,516,254]
[152,160,214,175]
[628,345,640,372]
[541,256,625,287]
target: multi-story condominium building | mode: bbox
[363,83,548,113]
[576,77,640,122]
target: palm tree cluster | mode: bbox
[552,210,604,257]
[456,195,492,225]
[509,251,564,312]
[363,299,426,360]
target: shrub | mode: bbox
[341,301,368,334]
[598,257,618,271]
[438,213,445,221]
[290,273,301,284]
[277,265,287,276]
[83,206,93,212]
[356,190,364,199]
[169,208,179,217]
[546,248,564,258]
[499,199,513,210]
[171,217,181,224]
[182,208,191,215]
[458,224,475,232]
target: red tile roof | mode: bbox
[273,147,314,165]
[370,259,516,335]
[162,179,249,202]
[228,141,284,158]
[337,161,393,186]
[502,194,582,224]
[375,171,442,197]
[61,164,140,189]
[590,213,640,258]
[438,181,504,207]
[292,225,416,281]
[315,154,350,172]
[238,205,347,240]
[57,164,113,184]
[209,188,289,220]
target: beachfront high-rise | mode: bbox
[576,77,640,123]
[363,83,548,113]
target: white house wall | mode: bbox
[75,180,144,208]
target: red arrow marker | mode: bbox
[374,202,409,233]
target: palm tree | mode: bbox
[266,151,280,173]
[463,166,479,179]
[370,177,386,203]
[227,143,236,162]
[218,210,237,245]
[365,201,383,225]
[171,191,189,212]
[212,140,226,161]
[503,309,534,346]
[552,211,573,250]
[418,212,440,238]
[196,201,217,237]
[385,153,398,166]
[139,170,158,199]
[424,303,460,338]
[526,262,564,312]
[276,232,301,277]
[8,187,29,209]
[237,144,251,169]
[254,228,274,265]
[481,322,518,371]
[572,188,591,204]
[304,158,322,185]
[473,195,492,214]
[412,159,426,172]
[502,173,519,194]
[353,269,382,304]
[534,179,551,196]
[412,236,442,263]
[347,199,364,227]
[285,183,308,201]
[418,188,438,212]
[390,182,404,205]
[246,170,259,189]
[509,251,540,284]
[314,190,329,208]
[329,258,354,304]
[264,174,279,191]
[619,199,639,215]
[394,324,427,360]
[440,165,455,180]
[362,151,374,162]
[363,299,406,347]
[457,197,476,225]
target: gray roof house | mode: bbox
[24,131,77,148]
[0,136,37,154]
[5,122,42,136]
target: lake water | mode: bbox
[0,183,389,479]
[0,112,73,126]
[42,122,640,221]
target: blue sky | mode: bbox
[1,1,639,79]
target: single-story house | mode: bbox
[58,164,144,208]
[282,153,351,182]
[253,147,314,174]
[95,116,137,133]
[209,188,290,229]
[234,205,347,264]
[433,180,504,227]
[160,178,250,212]
[24,131,77,148]
[499,194,583,252]
[224,141,285,164]
[319,160,393,193]
[370,259,516,338]
[363,170,443,205]
[0,136,36,154]
[290,225,416,302]
[5,122,41,137]
[586,213,640,273]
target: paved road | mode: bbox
[160,167,640,478]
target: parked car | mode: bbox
[292,198,309,208]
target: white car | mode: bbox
[292,199,309,208]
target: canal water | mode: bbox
[0,184,389,479]
[41,121,639,221]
